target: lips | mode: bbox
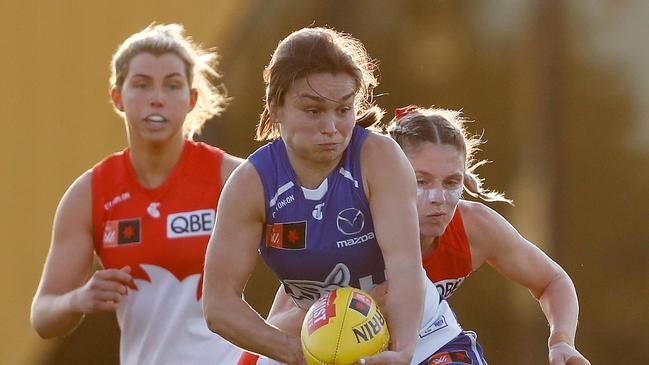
[317,142,339,151]
[144,114,168,123]
[426,212,446,219]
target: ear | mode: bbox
[268,100,280,124]
[111,87,124,112]
[188,88,198,112]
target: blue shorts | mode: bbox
[417,331,487,365]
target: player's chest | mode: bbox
[100,190,216,248]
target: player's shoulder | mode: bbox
[188,140,244,185]
[363,131,401,153]
[57,169,93,215]
[361,131,407,168]
[219,160,266,220]
[226,160,262,190]
[220,153,245,184]
[458,199,503,226]
[458,199,512,247]
[458,199,492,218]
[70,169,93,192]
[92,149,127,171]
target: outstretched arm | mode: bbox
[31,171,132,338]
[462,201,590,365]
[202,162,305,365]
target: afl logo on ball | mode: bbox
[336,208,365,235]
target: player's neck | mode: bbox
[129,138,185,189]
[288,153,341,190]
[420,235,440,257]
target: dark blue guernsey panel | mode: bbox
[249,126,385,309]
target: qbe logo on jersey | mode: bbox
[167,209,215,238]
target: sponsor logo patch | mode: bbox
[312,203,325,220]
[265,221,306,249]
[167,209,215,238]
[419,315,449,338]
[147,202,161,218]
[426,350,472,364]
[103,218,141,247]
[336,231,375,248]
[103,192,131,211]
[435,277,465,299]
[336,208,365,235]
[306,290,338,335]
[349,291,372,316]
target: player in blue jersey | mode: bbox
[203,27,463,365]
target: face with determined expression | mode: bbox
[405,142,465,240]
[272,72,357,168]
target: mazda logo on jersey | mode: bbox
[167,209,215,238]
[265,221,306,249]
[336,208,365,235]
[103,218,141,247]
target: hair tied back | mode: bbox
[394,105,420,120]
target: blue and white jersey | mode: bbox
[249,126,384,309]
[249,126,462,362]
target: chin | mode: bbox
[313,150,342,163]
[420,224,446,238]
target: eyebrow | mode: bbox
[297,91,356,104]
[130,72,184,80]
[415,171,463,179]
[446,173,463,179]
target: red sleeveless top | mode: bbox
[91,140,241,365]
[92,140,223,298]
[422,208,473,299]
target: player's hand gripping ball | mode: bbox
[300,287,389,365]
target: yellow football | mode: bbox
[300,287,390,365]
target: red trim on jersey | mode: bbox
[422,208,472,291]
[237,352,260,365]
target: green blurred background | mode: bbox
[2,1,647,364]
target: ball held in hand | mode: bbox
[301,287,389,365]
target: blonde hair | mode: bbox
[387,106,513,205]
[110,23,228,140]
[256,27,383,140]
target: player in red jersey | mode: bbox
[241,106,590,365]
[383,105,590,365]
[30,24,242,364]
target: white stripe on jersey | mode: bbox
[269,181,295,207]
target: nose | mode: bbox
[320,113,337,136]
[149,87,164,108]
[417,188,446,204]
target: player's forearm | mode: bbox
[267,306,306,337]
[31,292,84,338]
[204,294,301,363]
[536,272,580,345]
[383,266,424,357]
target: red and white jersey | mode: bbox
[422,208,473,300]
[92,140,241,365]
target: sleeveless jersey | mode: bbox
[422,208,473,300]
[248,126,461,364]
[92,140,241,365]
[250,126,384,309]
